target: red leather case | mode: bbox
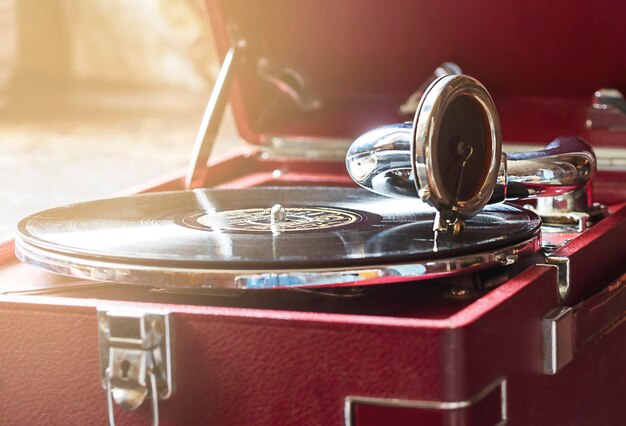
[1,1,625,425]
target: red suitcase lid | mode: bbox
[205,0,626,148]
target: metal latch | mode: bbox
[542,306,573,375]
[98,308,173,426]
[541,270,625,376]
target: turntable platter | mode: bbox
[15,187,541,289]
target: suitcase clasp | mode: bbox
[98,308,173,425]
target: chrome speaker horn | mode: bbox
[346,74,596,233]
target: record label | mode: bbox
[189,206,369,233]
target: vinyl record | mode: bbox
[15,187,541,289]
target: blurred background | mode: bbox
[0,0,242,235]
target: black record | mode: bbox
[17,187,540,272]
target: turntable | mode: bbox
[1,2,626,426]
[14,74,594,292]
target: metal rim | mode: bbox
[411,74,502,220]
[15,234,539,291]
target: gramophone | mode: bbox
[0,1,624,425]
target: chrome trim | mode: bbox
[344,378,507,426]
[15,234,539,290]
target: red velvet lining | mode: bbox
[206,0,626,148]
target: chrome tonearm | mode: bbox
[346,74,596,233]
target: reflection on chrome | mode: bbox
[348,125,595,202]
[234,237,537,289]
[14,233,538,290]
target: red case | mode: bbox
[1,1,625,425]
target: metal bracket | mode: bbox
[586,88,626,130]
[185,31,246,190]
[542,258,574,375]
[542,306,574,375]
[528,187,608,233]
[546,256,571,301]
[98,308,173,426]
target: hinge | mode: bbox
[98,308,173,426]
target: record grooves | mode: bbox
[15,187,541,289]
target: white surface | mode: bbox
[0,85,244,236]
